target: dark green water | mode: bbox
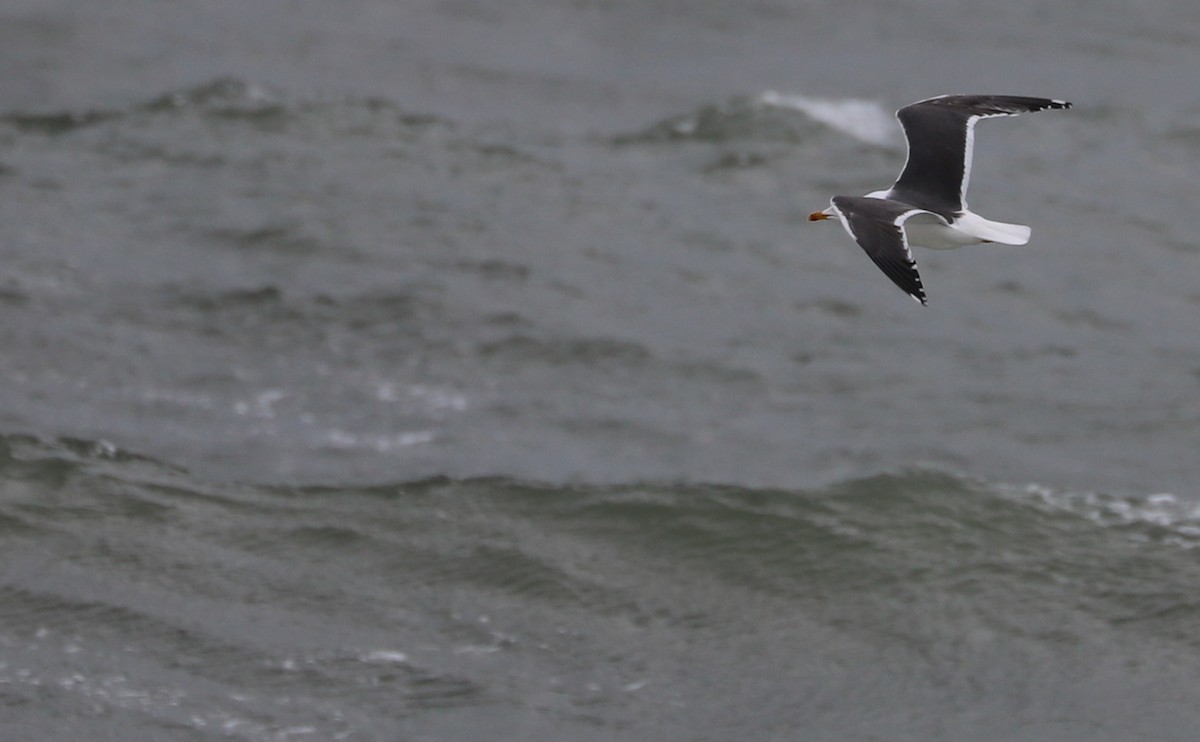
[3,1,1200,739]
[4,437,1200,740]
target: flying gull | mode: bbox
[808,95,1071,305]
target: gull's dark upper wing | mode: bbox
[889,95,1071,218]
[830,195,929,305]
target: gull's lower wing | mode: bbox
[829,195,932,305]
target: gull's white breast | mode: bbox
[901,213,984,250]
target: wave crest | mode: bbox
[615,92,897,147]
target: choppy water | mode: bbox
[4,1,1200,740]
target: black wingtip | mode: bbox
[912,275,927,306]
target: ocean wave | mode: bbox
[0,76,448,138]
[2,433,1195,551]
[0,78,276,135]
[756,91,898,147]
[1003,482,1200,549]
[614,92,897,147]
[4,434,1200,740]
[5,432,1200,638]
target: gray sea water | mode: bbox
[3,1,1200,740]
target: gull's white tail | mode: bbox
[955,211,1032,245]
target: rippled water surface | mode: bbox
[3,1,1200,740]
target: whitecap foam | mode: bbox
[323,429,435,451]
[233,389,287,419]
[1009,483,1200,548]
[359,650,409,664]
[757,91,897,147]
[375,382,469,413]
